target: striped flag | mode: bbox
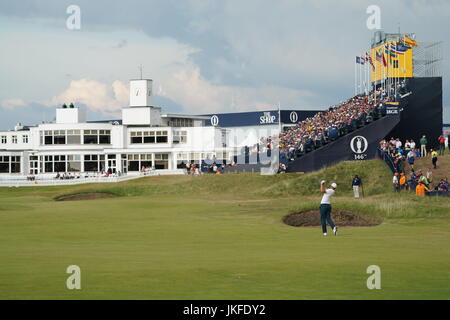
[404,35,418,47]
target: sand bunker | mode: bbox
[283,210,382,227]
[56,192,116,201]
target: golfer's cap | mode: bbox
[331,183,337,188]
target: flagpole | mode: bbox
[354,56,357,96]
[373,51,376,105]
[403,35,406,82]
[365,53,367,95]
[359,54,362,95]
[367,53,370,95]
[354,58,357,96]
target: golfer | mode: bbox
[320,180,338,236]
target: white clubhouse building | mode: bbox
[0,79,236,177]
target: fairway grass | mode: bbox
[1,159,449,299]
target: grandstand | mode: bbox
[235,31,443,174]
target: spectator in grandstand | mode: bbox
[420,135,428,157]
[415,181,429,196]
[392,172,400,192]
[319,180,338,236]
[438,135,446,155]
[431,149,438,169]
[277,93,384,159]
[351,175,362,198]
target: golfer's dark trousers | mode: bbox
[320,204,335,233]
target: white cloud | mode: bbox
[0,98,26,109]
[44,79,129,115]
[160,66,316,113]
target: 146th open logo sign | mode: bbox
[350,136,368,160]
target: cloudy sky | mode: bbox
[0,0,448,128]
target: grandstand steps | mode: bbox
[286,113,401,173]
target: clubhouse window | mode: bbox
[143,131,155,143]
[169,118,193,127]
[1,136,7,144]
[130,131,168,144]
[22,135,29,144]
[0,156,10,173]
[67,130,81,144]
[41,129,109,145]
[173,130,187,144]
[12,136,17,144]
[84,154,106,172]
[10,156,21,173]
[43,131,53,145]
[42,154,90,173]
[99,130,111,144]
[54,155,66,172]
[0,155,21,173]
[126,154,154,171]
[154,153,169,169]
[53,130,66,144]
[83,130,98,144]
[130,131,143,144]
[67,155,81,172]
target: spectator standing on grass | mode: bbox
[393,172,400,192]
[416,181,429,196]
[431,149,438,169]
[399,173,406,191]
[410,139,416,151]
[351,175,362,198]
[426,168,433,184]
[407,149,416,170]
[319,180,338,236]
[404,140,411,153]
[438,135,445,155]
[420,135,428,157]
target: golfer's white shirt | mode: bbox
[321,188,335,204]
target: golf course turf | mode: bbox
[0,158,449,299]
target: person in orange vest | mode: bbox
[399,172,406,191]
[415,181,429,196]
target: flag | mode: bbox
[399,38,412,50]
[390,42,406,55]
[356,56,365,64]
[404,35,418,47]
[382,52,387,67]
[376,49,383,62]
[367,54,375,70]
[396,42,409,53]
[385,43,397,58]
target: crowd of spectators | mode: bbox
[379,135,449,196]
[278,91,390,163]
